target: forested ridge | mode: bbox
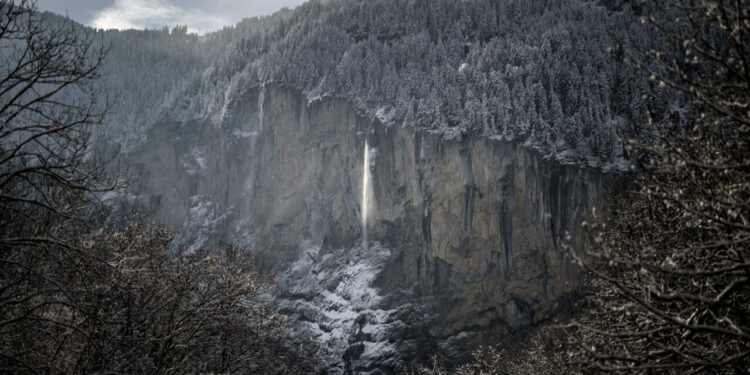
[91,0,673,168]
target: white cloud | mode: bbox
[91,0,307,34]
[93,0,228,34]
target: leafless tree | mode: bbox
[564,0,750,372]
[0,0,108,226]
[72,223,318,374]
[3,219,320,373]
[405,324,578,375]
[0,3,319,373]
[0,0,111,371]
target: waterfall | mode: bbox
[362,141,370,249]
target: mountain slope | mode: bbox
[95,0,671,169]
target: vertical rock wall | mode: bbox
[122,83,607,366]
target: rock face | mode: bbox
[120,83,607,371]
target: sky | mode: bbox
[37,0,309,34]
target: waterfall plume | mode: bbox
[362,141,370,249]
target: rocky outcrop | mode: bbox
[118,83,607,371]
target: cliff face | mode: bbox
[121,84,606,370]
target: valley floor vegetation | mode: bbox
[0,1,316,373]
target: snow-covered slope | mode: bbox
[278,241,402,372]
[91,0,683,169]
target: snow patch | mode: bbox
[231,128,259,138]
[278,241,400,372]
[375,106,395,124]
[182,146,207,176]
[179,195,231,253]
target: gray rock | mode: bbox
[110,83,608,372]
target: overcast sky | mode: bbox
[37,0,309,34]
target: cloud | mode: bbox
[93,0,230,33]
[90,0,307,34]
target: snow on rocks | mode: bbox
[277,241,401,373]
